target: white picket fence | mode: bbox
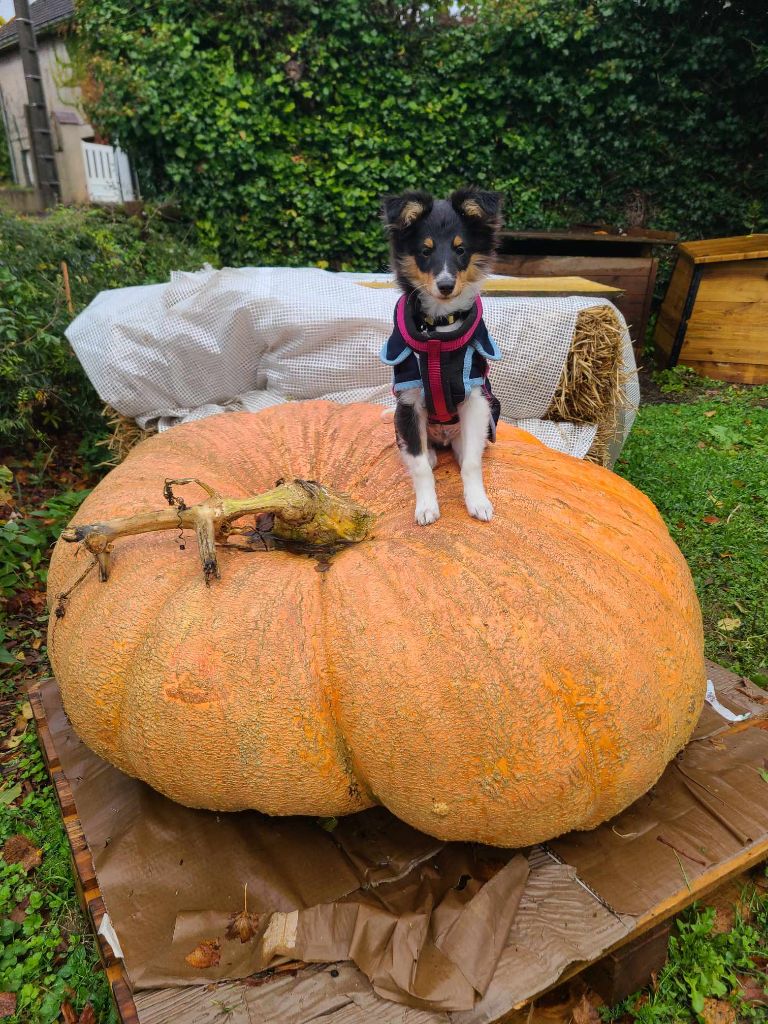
[82,142,135,203]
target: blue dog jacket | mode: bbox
[380,294,502,430]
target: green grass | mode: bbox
[616,378,768,682]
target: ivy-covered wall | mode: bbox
[73,0,768,268]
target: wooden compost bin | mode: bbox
[493,228,678,353]
[654,234,768,383]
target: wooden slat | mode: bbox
[682,329,768,364]
[680,234,768,264]
[492,254,655,278]
[676,359,768,385]
[500,229,678,245]
[29,684,139,1024]
[356,276,623,297]
[693,259,768,300]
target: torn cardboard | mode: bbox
[36,659,768,1023]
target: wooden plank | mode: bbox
[356,276,624,297]
[583,921,672,1005]
[492,254,655,278]
[29,685,140,1024]
[500,229,678,245]
[653,256,696,364]
[682,329,768,364]
[676,359,768,385]
[694,259,768,301]
[680,234,768,264]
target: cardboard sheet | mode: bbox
[37,659,768,1023]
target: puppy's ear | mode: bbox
[381,191,433,232]
[450,187,503,228]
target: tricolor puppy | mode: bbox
[380,187,503,525]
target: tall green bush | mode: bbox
[72,0,768,268]
[0,206,213,443]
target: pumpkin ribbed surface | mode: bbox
[47,401,705,847]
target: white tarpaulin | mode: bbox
[66,266,639,461]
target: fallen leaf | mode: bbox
[571,993,602,1024]
[735,974,768,1005]
[60,1002,78,1024]
[701,997,736,1024]
[185,938,221,969]
[702,515,721,525]
[19,701,33,720]
[226,909,260,943]
[711,904,736,934]
[2,834,42,872]
[0,783,22,805]
[9,905,26,924]
[704,410,717,417]
[78,1003,97,1024]
[718,617,742,632]
[0,993,16,1019]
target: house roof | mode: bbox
[0,0,75,53]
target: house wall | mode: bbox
[0,36,93,203]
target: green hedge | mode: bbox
[0,207,214,443]
[72,0,768,269]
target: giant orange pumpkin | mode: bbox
[47,401,705,847]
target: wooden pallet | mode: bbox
[30,675,768,1024]
[30,688,139,1024]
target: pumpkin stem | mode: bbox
[61,478,375,583]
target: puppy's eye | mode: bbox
[421,247,433,258]
[454,245,466,256]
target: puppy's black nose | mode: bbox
[437,281,454,297]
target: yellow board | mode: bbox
[679,234,768,265]
[356,275,624,298]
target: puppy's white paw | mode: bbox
[415,500,441,525]
[466,492,494,521]
[427,448,438,469]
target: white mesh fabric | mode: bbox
[66,267,637,461]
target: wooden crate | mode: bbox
[654,234,768,384]
[493,229,678,352]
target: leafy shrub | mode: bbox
[71,0,768,269]
[0,206,214,443]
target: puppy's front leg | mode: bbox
[395,392,440,525]
[453,388,493,521]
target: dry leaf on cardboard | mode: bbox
[225,910,260,943]
[185,938,221,969]
[700,998,736,1024]
[570,993,602,1024]
[0,993,16,1020]
[2,834,42,873]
